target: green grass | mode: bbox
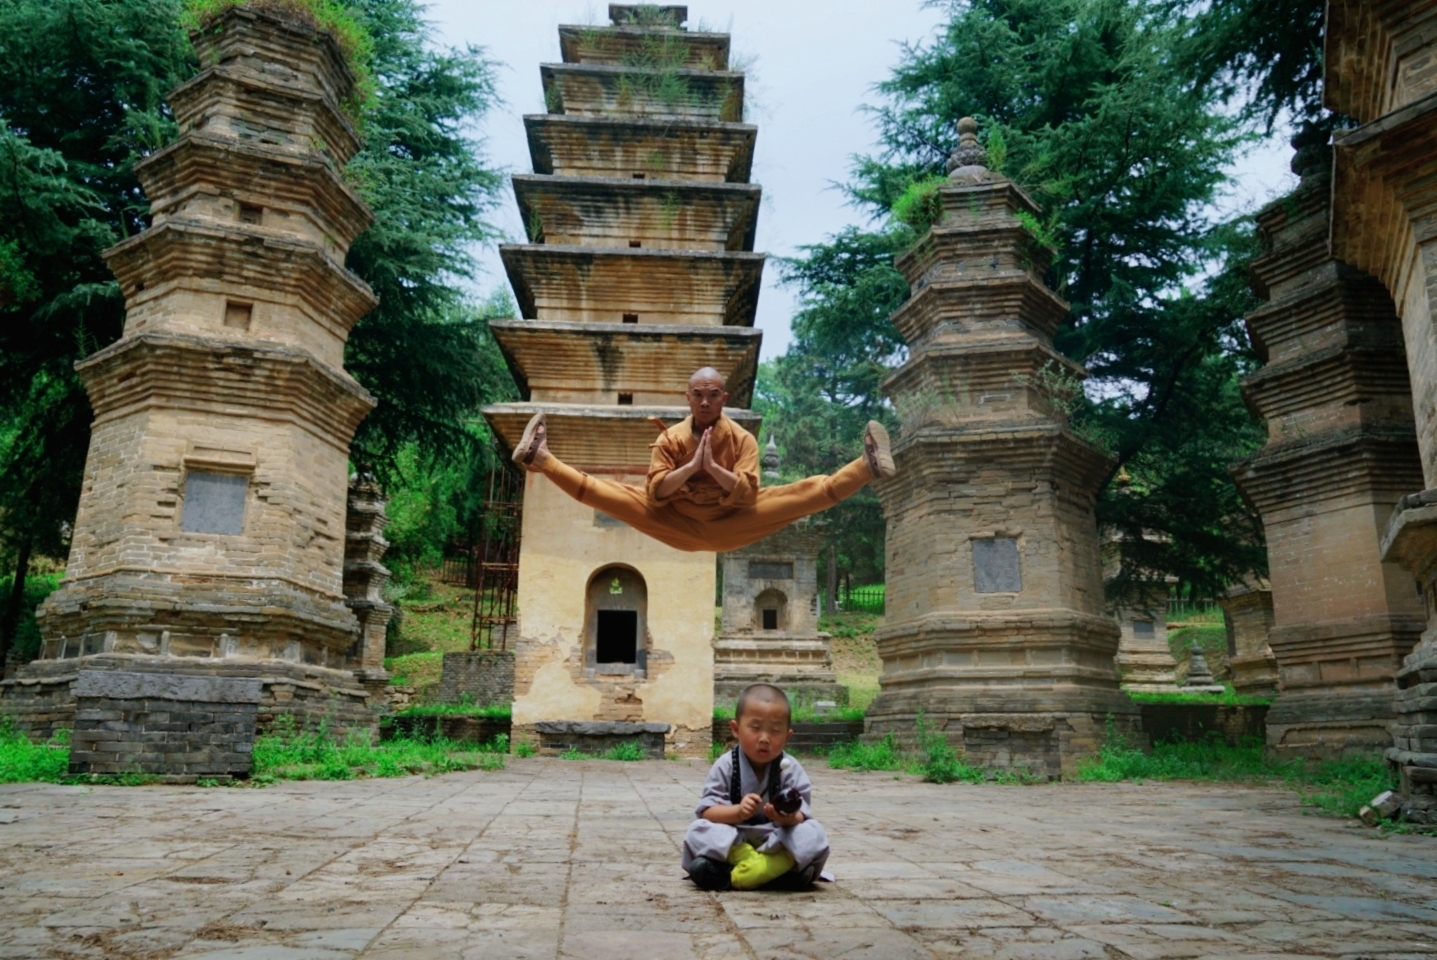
[0,722,70,783]
[1127,687,1273,706]
[825,716,1036,784]
[558,742,648,761]
[393,701,511,720]
[384,650,442,689]
[1077,728,1396,819]
[251,723,506,782]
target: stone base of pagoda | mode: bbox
[0,652,375,746]
[1263,615,1419,760]
[1116,644,1181,694]
[36,571,361,666]
[1230,651,1280,697]
[1389,641,1437,823]
[864,612,1143,780]
[713,635,845,706]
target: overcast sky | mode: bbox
[425,1,1297,357]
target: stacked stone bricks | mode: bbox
[481,5,766,756]
[1327,0,1437,821]
[8,6,382,743]
[1231,146,1424,760]
[866,119,1140,779]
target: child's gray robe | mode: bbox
[681,750,829,874]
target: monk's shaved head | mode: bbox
[689,366,726,390]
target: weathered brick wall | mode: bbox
[437,651,515,706]
[68,671,260,780]
[384,715,510,745]
[1139,703,1269,747]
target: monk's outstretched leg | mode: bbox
[699,422,896,552]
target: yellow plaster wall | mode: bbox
[512,473,715,755]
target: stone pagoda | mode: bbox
[1219,580,1279,697]
[1326,0,1437,822]
[867,119,1140,780]
[15,6,381,737]
[1231,136,1424,760]
[714,440,843,706]
[482,5,763,757]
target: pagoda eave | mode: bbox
[524,114,756,182]
[512,175,760,251]
[500,244,764,326]
[541,62,744,122]
[137,133,373,248]
[557,23,730,69]
[482,402,761,467]
[489,319,760,405]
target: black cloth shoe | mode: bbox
[762,862,819,891]
[687,856,733,891]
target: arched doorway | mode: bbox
[754,587,787,633]
[585,565,648,676]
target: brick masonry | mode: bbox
[0,654,375,745]
[68,670,261,780]
[1139,703,1270,747]
[437,651,515,707]
[383,715,511,745]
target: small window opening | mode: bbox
[629,240,642,248]
[622,313,639,324]
[632,172,646,179]
[762,608,779,631]
[238,203,263,225]
[618,392,633,405]
[1132,620,1156,639]
[596,610,638,663]
[224,301,253,331]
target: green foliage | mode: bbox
[252,719,505,780]
[1166,0,1326,129]
[1126,688,1273,706]
[1077,725,1395,818]
[513,741,536,758]
[889,175,947,234]
[764,228,913,583]
[0,719,69,783]
[600,742,646,761]
[394,701,511,720]
[827,734,904,772]
[182,0,376,116]
[559,748,586,760]
[0,572,61,663]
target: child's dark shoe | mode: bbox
[687,856,733,891]
[763,862,820,891]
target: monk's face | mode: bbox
[685,375,728,428]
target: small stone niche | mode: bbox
[223,300,253,330]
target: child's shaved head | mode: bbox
[735,683,791,723]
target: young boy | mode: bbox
[682,683,829,891]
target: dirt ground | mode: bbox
[1,758,1434,959]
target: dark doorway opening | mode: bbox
[596,609,638,663]
[762,608,779,630]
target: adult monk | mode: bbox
[510,366,896,553]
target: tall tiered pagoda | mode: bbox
[18,6,381,738]
[484,5,764,756]
[867,120,1140,779]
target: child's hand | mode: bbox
[763,803,805,828]
[736,792,763,820]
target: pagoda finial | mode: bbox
[762,434,782,480]
[947,117,988,178]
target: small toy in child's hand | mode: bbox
[771,787,802,816]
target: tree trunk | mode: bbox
[825,545,837,616]
[0,538,33,674]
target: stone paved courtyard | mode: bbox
[0,758,1435,959]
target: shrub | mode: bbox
[890,175,947,234]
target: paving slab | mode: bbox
[0,757,1434,958]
